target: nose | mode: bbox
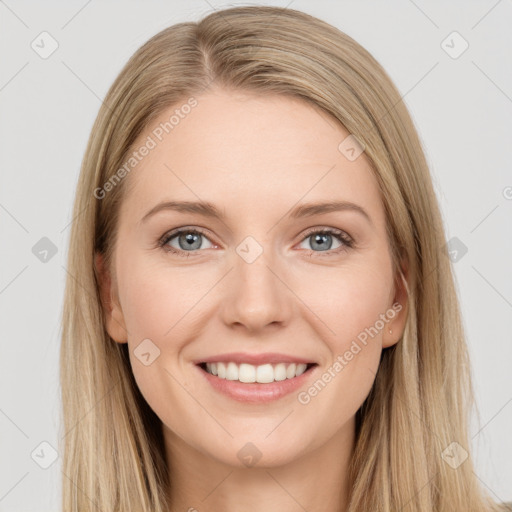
[219,243,293,333]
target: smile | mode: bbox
[200,361,316,383]
[196,361,319,403]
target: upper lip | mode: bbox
[194,352,317,366]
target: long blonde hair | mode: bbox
[60,6,506,511]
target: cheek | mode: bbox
[292,262,392,422]
[297,258,394,351]
[117,258,204,342]
[116,260,203,421]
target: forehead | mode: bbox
[118,89,384,229]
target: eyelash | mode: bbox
[157,226,354,258]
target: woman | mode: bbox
[59,5,511,511]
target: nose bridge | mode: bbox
[221,233,291,330]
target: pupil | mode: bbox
[180,233,201,250]
[312,233,332,251]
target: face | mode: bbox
[96,87,408,469]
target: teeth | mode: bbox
[204,362,309,383]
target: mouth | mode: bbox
[196,361,318,384]
[193,352,320,402]
[195,360,319,403]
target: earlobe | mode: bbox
[383,260,409,349]
[94,252,128,344]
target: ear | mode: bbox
[382,258,409,349]
[94,252,128,343]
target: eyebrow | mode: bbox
[140,200,373,226]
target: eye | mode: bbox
[158,228,214,257]
[297,227,354,256]
[158,226,354,257]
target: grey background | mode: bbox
[1,1,511,510]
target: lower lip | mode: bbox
[195,363,318,403]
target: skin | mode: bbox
[96,87,408,512]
